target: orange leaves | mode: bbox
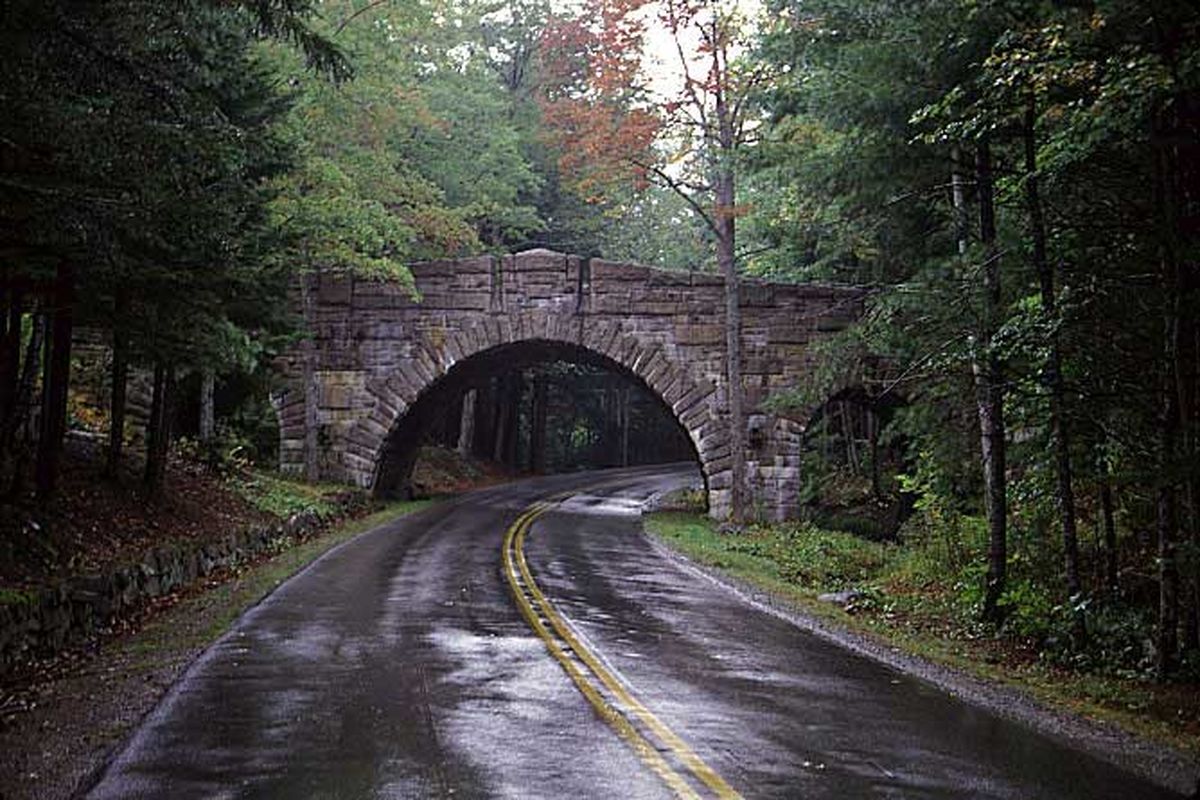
[538,0,661,200]
[714,202,752,220]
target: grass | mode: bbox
[230,470,349,519]
[645,511,1200,756]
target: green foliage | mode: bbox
[231,471,344,519]
[1,0,306,434]
[261,0,548,274]
[0,588,36,607]
[568,184,713,269]
[728,522,896,590]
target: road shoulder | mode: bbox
[0,500,434,800]
[642,514,1200,798]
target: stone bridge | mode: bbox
[277,249,863,520]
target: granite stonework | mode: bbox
[278,249,863,520]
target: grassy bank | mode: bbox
[230,470,348,518]
[646,511,1200,756]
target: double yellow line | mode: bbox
[501,497,742,800]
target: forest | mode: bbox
[1,0,1198,744]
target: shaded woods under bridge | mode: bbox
[277,250,863,520]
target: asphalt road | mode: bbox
[87,464,1185,799]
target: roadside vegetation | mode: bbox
[230,470,345,520]
[648,502,1200,754]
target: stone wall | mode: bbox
[278,249,863,520]
[0,499,365,675]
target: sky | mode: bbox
[637,0,765,103]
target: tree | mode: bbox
[1,0,339,496]
[540,0,773,520]
[751,0,1200,677]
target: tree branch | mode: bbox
[631,158,719,237]
[334,0,393,35]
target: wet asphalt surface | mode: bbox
[87,464,1185,799]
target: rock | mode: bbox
[817,589,862,605]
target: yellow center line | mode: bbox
[502,507,701,799]
[502,495,743,800]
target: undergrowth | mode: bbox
[230,471,346,519]
[646,510,1200,754]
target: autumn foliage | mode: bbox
[538,0,661,200]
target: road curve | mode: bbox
[87,465,1185,799]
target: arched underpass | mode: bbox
[372,339,700,500]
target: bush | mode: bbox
[728,522,895,591]
[231,471,341,519]
[175,427,254,478]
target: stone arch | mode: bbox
[341,310,732,516]
[793,383,913,537]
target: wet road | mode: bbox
[88,465,1184,799]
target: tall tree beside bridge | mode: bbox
[540,0,772,521]
[752,0,1200,674]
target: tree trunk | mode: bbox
[35,262,74,505]
[1024,99,1085,636]
[199,369,215,443]
[506,372,523,469]
[492,381,507,464]
[1179,273,1198,651]
[1100,479,1118,593]
[473,378,495,460]
[1156,280,1187,666]
[3,309,44,497]
[604,387,617,466]
[106,318,128,477]
[1153,99,1184,677]
[711,43,745,521]
[868,409,882,503]
[1158,477,1180,677]
[951,145,968,256]
[0,287,24,484]
[1176,316,1195,652]
[530,378,547,473]
[717,167,745,521]
[620,386,630,468]
[493,373,521,467]
[975,142,1009,624]
[144,361,175,496]
[0,286,21,435]
[844,401,860,474]
[1184,487,1199,653]
[458,389,476,457]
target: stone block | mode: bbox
[674,324,724,346]
[318,273,353,305]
